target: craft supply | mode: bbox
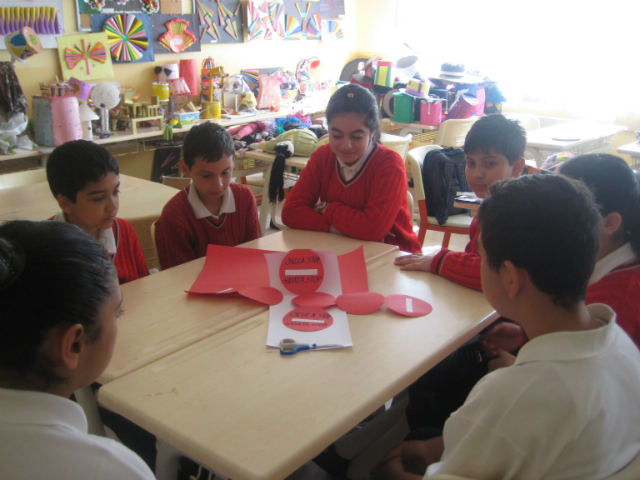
[322,20,343,39]
[284,14,302,38]
[279,339,343,355]
[4,27,42,63]
[104,13,148,62]
[179,59,198,96]
[374,61,395,89]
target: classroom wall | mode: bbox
[1,0,359,179]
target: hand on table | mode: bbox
[487,349,517,372]
[313,201,329,214]
[394,252,437,272]
[371,437,445,479]
[480,321,526,358]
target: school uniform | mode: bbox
[281,143,421,253]
[51,213,149,285]
[430,215,481,291]
[0,388,155,480]
[154,182,260,270]
[425,304,640,480]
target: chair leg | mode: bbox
[442,232,451,249]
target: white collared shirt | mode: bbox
[337,140,375,182]
[0,388,155,479]
[187,183,236,219]
[589,242,637,285]
[53,211,116,256]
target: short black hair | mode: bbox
[0,220,116,388]
[47,140,119,202]
[478,174,601,310]
[182,122,235,168]
[464,114,526,164]
[326,83,381,143]
[559,154,640,258]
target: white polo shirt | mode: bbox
[336,140,375,182]
[187,183,236,219]
[52,211,117,256]
[0,388,155,480]
[426,304,640,480]
[589,242,636,285]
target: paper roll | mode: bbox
[179,59,198,97]
[5,27,42,63]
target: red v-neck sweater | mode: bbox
[48,215,149,285]
[155,182,261,270]
[431,216,481,290]
[281,144,421,253]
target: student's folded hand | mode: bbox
[372,438,444,479]
[394,253,436,272]
[487,349,517,372]
[480,321,526,357]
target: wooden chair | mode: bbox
[0,168,46,189]
[380,133,412,160]
[434,118,474,148]
[161,175,191,190]
[407,145,473,249]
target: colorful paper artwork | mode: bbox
[77,0,159,15]
[196,0,243,44]
[240,67,279,92]
[56,33,113,81]
[91,13,154,63]
[305,12,321,38]
[159,18,195,52]
[104,14,148,61]
[284,14,302,38]
[256,73,281,109]
[319,0,345,18]
[322,19,343,38]
[0,7,61,35]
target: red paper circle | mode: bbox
[292,292,336,309]
[238,287,283,305]
[279,249,324,295]
[336,292,385,315]
[385,295,433,317]
[283,307,333,332]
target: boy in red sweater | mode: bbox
[281,84,421,253]
[155,122,260,270]
[394,114,526,286]
[46,140,149,285]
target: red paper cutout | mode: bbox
[336,292,385,315]
[283,307,333,332]
[238,287,283,306]
[385,295,433,317]
[293,292,336,308]
[279,249,324,295]
[337,246,369,294]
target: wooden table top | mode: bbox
[99,230,398,383]
[98,249,495,480]
[526,122,625,151]
[617,141,640,159]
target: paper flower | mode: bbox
[159,18,196,53]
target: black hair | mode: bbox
[325,83,381,143]
[0,220,117,389]
[182,122,235,168]
[559,154,640,258]
[47,140,119,202]
[464,114,526,164]
[478,174,601,310]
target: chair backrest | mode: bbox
[0,168,47,190]
[162,175,191,190]
[435,118,474,148]
[150,220,160,271]
[505,112,540,132]
[380,133,412,161]
[406,145,443,202]
[407,190,414,216]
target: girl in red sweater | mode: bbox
[281,84,421,253]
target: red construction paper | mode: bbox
[238,287,283,306]
[385,295,433,317]
[293,292,337,308]
[337,246,369,294]
[336,292,385,315]
[279,249,324,295]
[188,244,277,295]
[283,307,333,332]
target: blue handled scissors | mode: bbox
[279,338,343,355]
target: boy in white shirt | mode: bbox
[372,174,640,480]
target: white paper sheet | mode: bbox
[264,249,353,349]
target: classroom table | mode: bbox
[99,230,398,384]
[525,122,625,166]
[98,243,495,480]
[0,174,176,270]
[617,141,640,169]
[242,149,311,233]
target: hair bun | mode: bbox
[0,237,25,292]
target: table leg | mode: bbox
[258,163,274,235]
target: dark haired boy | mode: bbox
[373,175,640,480]
[395,114,526,291]
[155,122,260,270]
[47,140,149,284]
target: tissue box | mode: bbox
[172,111,200,124]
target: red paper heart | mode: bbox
[385,295,433,317]
[336,292,385,315]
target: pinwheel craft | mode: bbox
[104,13,148,62]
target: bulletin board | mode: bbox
[195,0,243,44]
[246,0,321,42]
[90,13,155,63]
[0,1,65,49]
